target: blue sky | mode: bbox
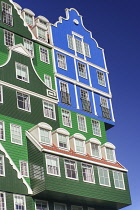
[14,0,139,209]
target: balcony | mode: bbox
[2,11,13,27]
[61,91,71,105]
[101,106,111,120]
[81,98,91,112]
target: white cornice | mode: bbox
[0,80,58,104]
[0,143,33,194]
[55,73,112,98]
[26,131,128,172]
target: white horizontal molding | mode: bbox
[0,80,58,104]
[53,46,109,73]
[55,73,112,98]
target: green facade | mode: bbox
[0,0,131,209]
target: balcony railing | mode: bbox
[2,11,13,26]
[101,106,111,120]
[61,91,71,105]
[81,98,91,112]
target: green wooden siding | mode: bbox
[57,106,107,144]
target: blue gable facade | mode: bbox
[51,8,115,128]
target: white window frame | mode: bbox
[0,86,3,104]
[0,192,6,210]
[54,202,67,210]
[13,194,26,210]
[80,89,89,100]
[46,154,60,177]
[20,160,29,177]
[84,43,91,58]
[15,62,29,83]
[37,27,47,41]
[24,38,34,57]
[40,46,50,64]
[91,143,101,159]
[67,34,74,50]
[16,92,31,112]
[0,121,5,141]
[4,29,14,46]
[0,155,5,176]
[60,81,69,93]
[10,123,22,145]
[78,62,87,79]
[62,109,72,128]
[105,147,116,162]
[81,163,95,184]
[35,200,49,210]
[113,171,125,190]
[24,12,34,26]
[57,53,67,70]
[98,167,111,187]
[44,75,52,89]
[38,127,52,145]
[100,97,109,108]
[75,38,83,54]
[43,101,56,120]
[97,71,106,87]
[77,114,87,132]
[91,119,101,137]
[75,138,85,154]
[64,159,78,180]
[2,1,13,26]
[57,133,69,150]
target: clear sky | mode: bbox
[14,0,139,209]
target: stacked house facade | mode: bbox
[0,0,131,209]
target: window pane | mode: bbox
[46,155,59,176]
[0,156,4,176]
[65,159,77,179]
[24,39,34,56]
[14,195,26,210]
[97,71,106,86]
[11,124,22,145]
[62,109,72,127]
[40,47,49,63]
[4,30,14,46]
[84,43,90,57]
[0,121,4,140]
[92,120,101,136]
[44,102,55,120]
[67,35,74,50]
[91,143,100,157]
[57,53,66,70]
[44,75,52,88]
[78,62,87,78]
[36,201,48,210]
[106,148,114,161]
[58,134,67,148]
[16,63,29,82]
[75,38,83,54]
[25,13,33,26]
[77,115,86,132]
[82,164,94,183]
[113,171,125,189]
[0,192,6,210]
[98,167,110,186]
[75,139,84,153]
[40,128,50,144]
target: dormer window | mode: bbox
[52,128,70,150]
[28,122,52,146]
[38,27,46,41]
[69,133,86,155]
[22,9,35,26]
[86,138,101,159]
[101,142,116,162]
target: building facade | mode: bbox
[0,0,131,209]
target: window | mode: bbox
[16,63,29,83]
[62,109,72,127]
[64,159,78,179]
[0,192,6,210]
[75,139,85,154]
[71,206,82,210]
[17,92,30,112]
[40,128,51,144]
[91,143,100,158]
[80,89,91,112]
[82,163,94,183]
[25,13,33,26]
[24,39,34,56]
[2,2,13,26]
[84,43,90,57]
[91,120,101,137]
[100,97,110,120]
[0,121,5,141]
[97,71,106,86]
[55,203,66,210]
[38,27,46,41]
[20,161,29,177]
[13,195,26,210]
[40,46,49,63]
[44,75,52,88]
[43,101,56,120]
[10,124,22,145]
[75,38,83,54]
[78,62,87,78]
[0,155,5,176]
[113,171,125,190]
[98,167,110,187]
[77,115,87,132]
[4,30,14,46]
[36,200,48,210]
[67,35,74,50]
[57,53,67,70]
[106,147,115,162]
[60,82,70,105]
[46,155,60,176]
[0,86,3,103]
[58,134,68,149]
